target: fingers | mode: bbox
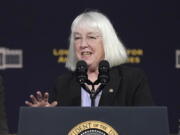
[30,94,38,104]
[25,101,33,107]
[25,91,57,107]
[50,101,58,107]
[44,92,49,102]
[29,91,49,103]
[36,91,43,101]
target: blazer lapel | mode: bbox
[99,67,121,106]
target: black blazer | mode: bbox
[0,76,8,135]
[51,65,154,106]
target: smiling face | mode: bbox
[73,27,105,71]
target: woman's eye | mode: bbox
[88,36,96,39]
[74,37,81,40]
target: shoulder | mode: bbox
[112,65,148,82]
[54,71,76,87]
[56,71,74,81]
[113,64,146,74]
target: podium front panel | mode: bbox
[17,107,169,135]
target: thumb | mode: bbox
[50,101,58,107]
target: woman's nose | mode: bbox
[80,38,88,48]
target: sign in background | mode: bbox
[0,0,179,134]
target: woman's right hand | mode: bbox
[25,91,58,107]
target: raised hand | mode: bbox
[25,91,58,107]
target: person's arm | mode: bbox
[0,76,9,135]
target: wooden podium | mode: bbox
[17,107,169,135]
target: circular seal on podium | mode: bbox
[68,120,119,135]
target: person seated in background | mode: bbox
[0,76,9,135]
[25,10,154,107]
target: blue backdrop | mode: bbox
[0,0,179,134]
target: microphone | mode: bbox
[75,60,110,107]
[75,60,88,84]
[89,60,110,106]
[98,60,110,84]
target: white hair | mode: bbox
[65,11,128,71]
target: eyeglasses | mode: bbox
[74,35,102,45]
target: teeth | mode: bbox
[81,52,92,55]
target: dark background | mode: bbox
[0,0,179,134]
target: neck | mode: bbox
[87,68,98,83]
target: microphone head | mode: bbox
[76,60,87,72]
[99,60,110,72]
[98,60,110,84]
[76,60,88,84]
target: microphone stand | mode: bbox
[76,60,110,107]
[81,81,106,107]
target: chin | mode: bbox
[84,60,91,65]
[79,57,91,63]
